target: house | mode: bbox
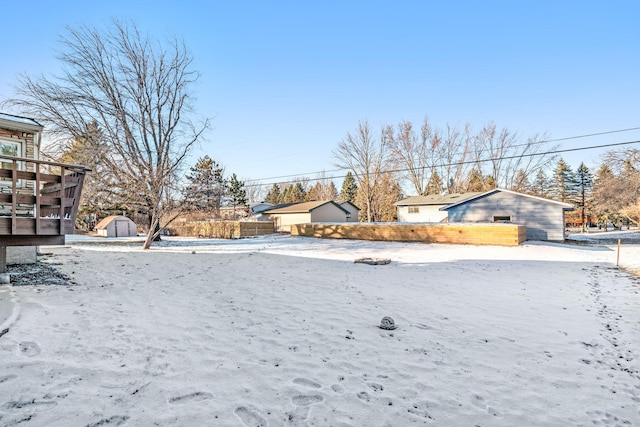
[338,201,360,222]
[395,193,482,223]
[441,188,575,241]
[95,215,138,238]
[261,200,352,232]
[0,113,43,265]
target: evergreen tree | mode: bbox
[511,169,530,193]
[550,158,575,203]
[264,184,281,204]
[326,181,339,200]
[465,168,486,192]
[226,173,247,219]
[425,171,443,195]
[339,172,358,203]
[573,162,593,231]
[530,169,550,197]
[185,155,226,217]
[282,182,306,203]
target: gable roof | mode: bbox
[262,200,350,215]
[339,201,361,211]
[95,215,136,230]
[395,192,483,207]
[440,188,575,211]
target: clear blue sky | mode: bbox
[2,1,639,187]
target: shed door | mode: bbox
[115,220,129,237]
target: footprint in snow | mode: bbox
[291,394,324,407]
[168,391,213,405]
[18,341,41,357]
[234,406,268,427]
[292,378,321,389]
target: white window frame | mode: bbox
[408,206,420,214]
[0,139,23,185]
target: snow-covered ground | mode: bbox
[1,234,639,426]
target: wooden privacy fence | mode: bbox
[170,220,275,239]
[291,222,527,246]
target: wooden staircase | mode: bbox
[0,155,88,274]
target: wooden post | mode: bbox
[0,246,8,284]
[0,246,6,273]
[617,239,621,267]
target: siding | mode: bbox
[267,212,312,233]
[1,127,38,263]
[310,203,348,223]
[339,203,359,222]
[397,205,448,223]
[446,191,568,241]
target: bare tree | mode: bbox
[7,20,208,249]
[388,118,432,195]
[333,120,389,222]
[599,148,640,225]
[244,179,266,205]
[433,123,474,193]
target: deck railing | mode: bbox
[0,154,89,247]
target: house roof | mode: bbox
[339,201,361,210]
[394,193,483,206]
[0,113,43,132]
[440,188,575,211]
[262,200,350,215]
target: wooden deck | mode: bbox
[0,154,88,272]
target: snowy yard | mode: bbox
[1,234,639,426]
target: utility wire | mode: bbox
[252,126,640,183]
[246,139,640,188]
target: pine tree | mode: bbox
[264,184,281,204]
[339,172,358,202]
[425,171,443,195]
[550,158,575,203]
[465,168,486,192]
[282,182,306,203]
[226,173,247,219]
[185,155,226,217]
[573,162,593,231]
[530,169,550,197]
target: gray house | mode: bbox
[262,200,351,233]
[441,188,574,241]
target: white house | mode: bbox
[395,193,482,223]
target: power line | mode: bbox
[251,126,640,183]
[246,138,640,188]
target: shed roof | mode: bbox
[263,200,350,215]
[395,193,482,206]
[440,188,575,211]
[95,215,135,230]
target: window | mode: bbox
[493,215,511,223]
[408,206,420,214]
[0,140,22,183]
